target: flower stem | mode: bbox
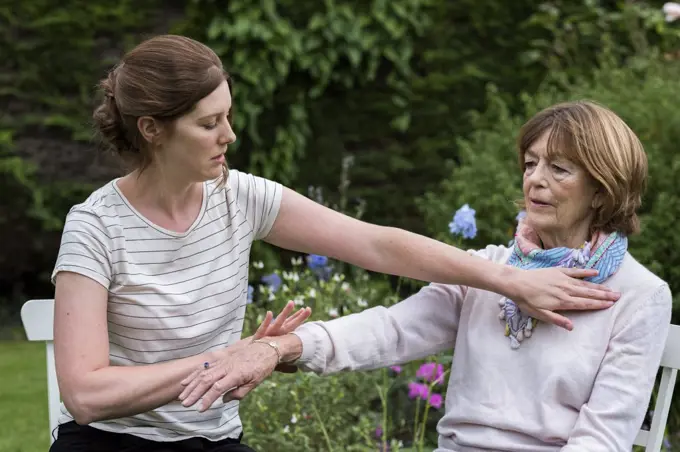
[311,401,334,452]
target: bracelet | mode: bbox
[252,339,282,364]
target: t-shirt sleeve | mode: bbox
[51,208,113,289]
[229,169,283,240]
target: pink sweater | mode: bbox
[293,245,672,451]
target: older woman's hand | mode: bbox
[510,267,620,331]
[178,301,309,411]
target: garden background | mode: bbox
[2,0,680,450]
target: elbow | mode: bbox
[63,389,100,425]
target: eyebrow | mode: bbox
[197,108,231,121]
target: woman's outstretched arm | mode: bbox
[265,187,620,330]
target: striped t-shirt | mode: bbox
[51,169,282,442]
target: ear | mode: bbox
[591,188,605,209]
[137,116,164,146]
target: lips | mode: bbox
[530,198,552,206]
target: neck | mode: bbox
[125,165,202,219]
[537,225,592,250]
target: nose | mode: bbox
[219,121,237,145]
[525,162,548,186]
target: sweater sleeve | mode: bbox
[292,282,466,375]
[561,283,672,452]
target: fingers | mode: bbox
[253,311,273,340]
[558,267,601,279]
[532,308,573,331]
[571,281,620,301]
[271,301,295,331]
[198,378,240,412]
[280,307,312,333]
[559,296,615,311]
[179,367,227,408]
[181,368,200,386]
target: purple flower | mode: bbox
[389,365,402,374]
[375,425,383,438]
[416,362,445,384]
[261,273,282,292]
[449,204,477,239]
[407,382,429,400]
[428,393,443,409]
[306,254,328,269]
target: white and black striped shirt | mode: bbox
[51,169,282,442]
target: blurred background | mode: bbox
[2,0,680,450]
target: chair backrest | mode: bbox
[634,324,680,451]
[21,299,59,444]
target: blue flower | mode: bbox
[261,273,282,292]
[306,254,328,269]
[449,204,477,239]
[246,285,254,304]
[516,210,527,222]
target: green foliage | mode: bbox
[181,0,430,186]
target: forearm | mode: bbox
[368,227,516,296]
[65,351,214,424]
[287,284,462,375]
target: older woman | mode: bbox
[185,100,672,451]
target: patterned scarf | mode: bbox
[499,219,628,349]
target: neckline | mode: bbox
[112,178,208,238]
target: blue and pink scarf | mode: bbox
[499,220,627,349]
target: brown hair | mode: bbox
[517,100,648,235]
[92,34,230,175]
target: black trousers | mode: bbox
[49,421,257,452]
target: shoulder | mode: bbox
[63,180,120,232]
[610,253,671,304]
[607,253,672,328]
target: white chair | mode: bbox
[21,298,60,444]
[634,324,680,451]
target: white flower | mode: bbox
[341,282,350,291]
[357,298,368,308]
[290,414,298,424]
[307,288,317,298]
[332,273,343,282]
[291,257,303,266]
[268,292,276,301]
[283,425,290,433]
[327,307,339,318]
[664,2,680,22]
[294,296,305,306]
[253,261,264,269]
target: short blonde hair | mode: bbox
[517,100,648,235]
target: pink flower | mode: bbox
[428,393,443,409]
[389,365,402,374]
[416,362,445,384]
[408,382,429,400]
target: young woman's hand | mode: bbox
[508,267,620,330]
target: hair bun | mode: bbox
[92,69,135,156]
